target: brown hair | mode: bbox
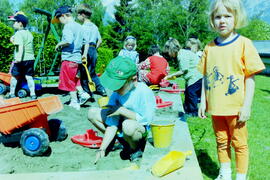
[148,44,160,56]
[76,3,92,18]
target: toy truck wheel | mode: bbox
[20,128,49,156]
[48,119,68,141]
[17,88,28,98]
[0,83,7,95]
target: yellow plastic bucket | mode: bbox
[98,96,109,108]
[151,121,175,148]
[151,150,192,177]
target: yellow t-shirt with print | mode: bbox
[198,35,265,115]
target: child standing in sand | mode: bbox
[87,56,156,164]
[52,5,88,110]
[118,35,139,64]
[198,0,265,180]
[76,3,107,100]
[7,14,37,100]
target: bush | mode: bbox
[96,47,114,74]
[0,22,59,74]
[0,22,14,73]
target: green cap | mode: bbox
[100,56,137,91]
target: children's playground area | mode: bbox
[0,77,204,180]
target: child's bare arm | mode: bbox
[198,78,207,119]
[238,75,255,123]
[108,106,136,120]
[96,38,102,49]
[94,126,118,164]
[82,44,89,59]
[55,41,70,51]
[164,70,184,80]
[15,44,24,62]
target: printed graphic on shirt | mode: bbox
[212,66,224,88]
[205,66,239,96]
[203,75,211,90]
[225,75,239,96]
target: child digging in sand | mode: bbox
[87,56,156,164]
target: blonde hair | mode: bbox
[209,0,247,30]
[186,38,202,53]
[123,36,137,50]
[76,3,92,18]
[163,38,181,56]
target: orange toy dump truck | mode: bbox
[0,96,67,156]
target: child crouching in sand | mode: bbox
[87,56,156,164]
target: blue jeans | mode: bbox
[80,46,105,94]
[184,78,202,116]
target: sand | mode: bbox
[0,90,132,175]
[0,88,182,175]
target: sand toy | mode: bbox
[82,57,96,92]
[155,96,173,109]
[71,129,103,148]
[0,72,42,98]
[159,79,172,88]
[0,96,67,156]
[149,84,160,91]
[160,83,185,93]
[98,96,109,108]
[151,120,175,148]
[151,150,192,177]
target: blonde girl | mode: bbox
[118,36,139,64]
[198,0,265,180]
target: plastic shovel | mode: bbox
[82,57,96,92]
[151,150,192,177]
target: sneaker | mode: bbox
[94,89,107,97]
[79,92,91,105]
[215,174,232,180]
[30,95,37,100]
[5,94,16,99]
[69,101,80,110]
[130,150,143,162]
[178,112,186,122]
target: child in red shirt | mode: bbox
[138,45,169,85]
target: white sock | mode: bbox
[10,77,17,95]
[236,173,246,180]
[219,162,232,178]
[25,75,36,96]
[76,86,84,95]
[70,91,78,103]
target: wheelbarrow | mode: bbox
[0,96,67,156]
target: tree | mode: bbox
[104,0,134,53]
[0,0,13,24]
[238,19,270,40]
[113,0,213,59]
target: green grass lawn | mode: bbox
[178,75,270,180]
